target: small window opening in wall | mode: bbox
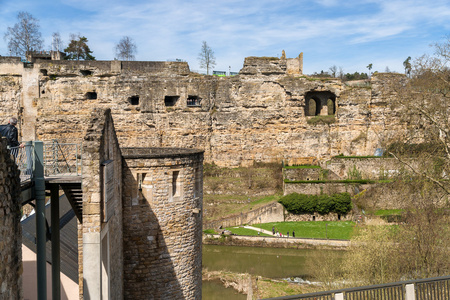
[41,89,45,94]
[165,96,179,107]
[187,95,201,107]
[80,70,92,76]
[128,95,139,105]
[172,171,180,197]
[85,92,97,99]
[40,69,48,76]
[312,216,316,221]
[194,167,201,198]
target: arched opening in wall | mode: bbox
[85,92,97,100]
[128,96,139,105]
[327,98,336,115]
[305,91,337,116]
[306,98,320,116]
[165,96,179,107]
[80,70,92,76]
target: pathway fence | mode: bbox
[262,275,450,300]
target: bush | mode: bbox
[279,192,352,215]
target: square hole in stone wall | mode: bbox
[85,92,97,99]
[128,95,139,105]
[164,96,179,107]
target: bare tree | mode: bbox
[115,36,137,61]
[329,65,337,77]
[4,11,43,58]
[198,41,216,75]
[51,32,64,52]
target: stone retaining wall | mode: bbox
[203,202,285,230]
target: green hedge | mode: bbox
[279,192,352,215]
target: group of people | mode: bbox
[272,226,295,238]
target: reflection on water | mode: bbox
[202,280,247,300]
[202,244,344,298]
[203,244,343,279]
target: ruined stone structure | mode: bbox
[0,138,22,300]
[80,108,203,299]
[0,53,406,168]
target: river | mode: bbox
[202,244,344,299]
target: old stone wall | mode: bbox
[122,148,203,299]
[0,138,22,300]
[283,182,371,196]
[203,202,285,230]
[82,108,123,299]
[325,157,405,180]
[0,57,408,167]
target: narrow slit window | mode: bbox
[172,171,179,197]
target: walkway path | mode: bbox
[243,225,285,237]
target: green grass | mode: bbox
[203,229,217,234]
[284,179,377,184]
[374,209,404,216]
[333,155,384,159]
[252,221,356,240]
[306,115,336,125]
[224,227,272,237]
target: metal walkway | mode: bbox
[14,140,82,300]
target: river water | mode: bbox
[202,244,344,299]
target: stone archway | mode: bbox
[305,91,337,116]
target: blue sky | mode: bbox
[1,0,450,74]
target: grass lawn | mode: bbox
[251,221,356,240]
[374,209,404,216]
[224,227,272,237]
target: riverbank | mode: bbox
[203,234,350,249]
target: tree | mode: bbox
[4,11,43,58]
[366,63,373,78]
[329,65,337,78]
[198,41,216,75]
[115,36,137,61]
[51,32,63,52]
[403,56,412,77]
[64,34,95,61]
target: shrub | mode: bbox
[279,192,352,215]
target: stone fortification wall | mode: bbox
[0,138,22,300]
[82,108,123,299]
[122,147,203,299]
[284,182,371,196]
[203,202,285,230]
[0,57,408,167]
[326,157,404,180]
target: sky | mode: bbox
[1,0,450,75]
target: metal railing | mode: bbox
[13,140,82,183]
[10,144,34,182]
[43,140,82,177]
[262,275,450,300]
